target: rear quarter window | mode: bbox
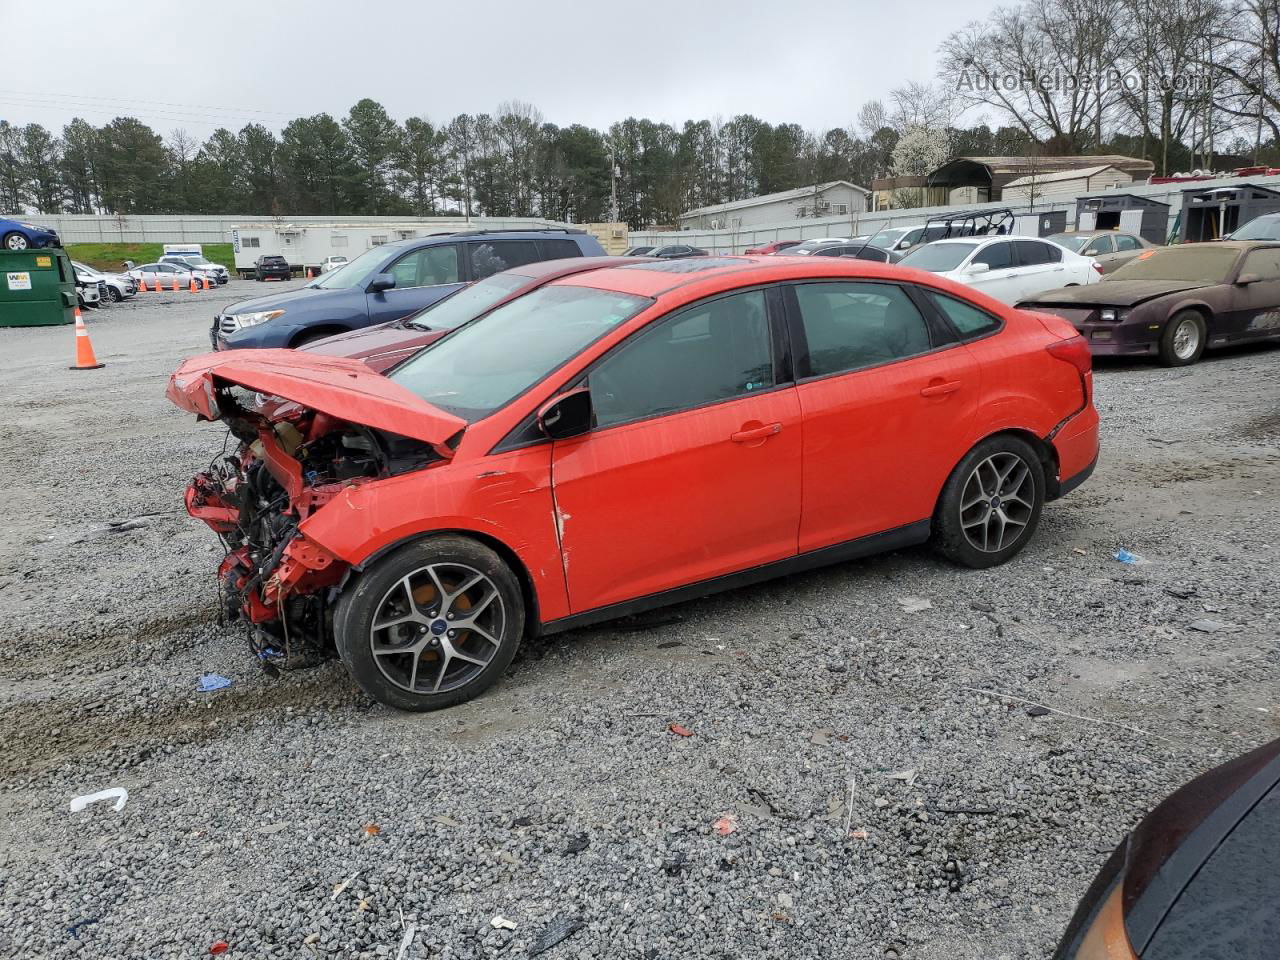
[928,291,1002,338]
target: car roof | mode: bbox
[506,255,653,281]
[554,255,930,298]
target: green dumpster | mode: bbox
[0,248,76,327]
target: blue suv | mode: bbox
[211,229,607,349]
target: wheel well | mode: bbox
[1171,304,1211,328]
[289,325,349,347]
[944,429,1061,505]
[351,529,541,635]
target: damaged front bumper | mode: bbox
[169,350,463,672]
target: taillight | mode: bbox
[1047,335,1092,376]
[1092,262,1104,274]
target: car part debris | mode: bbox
[668,723,692,737]
[713,814,739,836]
[491,916,518,931]
[526,915,585,957]
[197,673,232,692]
[70,787,128,813]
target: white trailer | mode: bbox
[229,218,572,279]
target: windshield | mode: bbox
[308,246,388,289]
[899,242,978,272]
[866,228,909,249]
[403,272,530,331]
[1048,233,1089,252]
[1106,246,1238,283]
[391,285,650,422]
[1231,216,1280,241]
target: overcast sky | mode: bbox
[0,0,1002,138]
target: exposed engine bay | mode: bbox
[185,384,445,672]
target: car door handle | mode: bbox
[731,422,782,443]
[920,379,961,398]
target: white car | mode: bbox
[159,254,229,284]
[897,236,1100,304]
[320,255,349,273]
[72,261,136,302]
[74,269,102,309]
[128,261,199,290]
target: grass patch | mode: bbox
[66,242,235,272]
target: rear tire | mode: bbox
[333,536,524,711]
[933,435,1045,569]
[1159,310,1206,366]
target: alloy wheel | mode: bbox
[959,452,1036,553]
[1172,316,1201,361]
[368,562,505,695]
[5,233,27,250]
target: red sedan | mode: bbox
[168,256,1099,711]
[302,256,649,372]
[743,240,803,255]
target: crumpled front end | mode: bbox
[169,351,461,670]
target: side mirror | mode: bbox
[1236,272,1260,285]
[965,261,991,276]
[896,240,910,250]
[537,387,593,440]
[368,273,396,293]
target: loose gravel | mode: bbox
[1,285,1277,960]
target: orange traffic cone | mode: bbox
[171,276,180,292]
[138,277,149,292]
[189,275,198,293]
[70,308,105,370]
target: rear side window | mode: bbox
[538,238,583,260]
[470,240,542,279]
[1115,234,1141,251]
[974,242,1013,269]
[928,291,1001,338]
[591,290,774,428]
[793,282,933,377]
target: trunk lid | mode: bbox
[167,349,465,453]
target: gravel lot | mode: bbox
[1,283,1278,960]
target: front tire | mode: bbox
[933,435,1045,569]
[333,536,525,711]
[3,231,28,250]
[108,287,123,302]
[1159,310,1206,366]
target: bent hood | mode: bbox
[1024,279,1213,308]
[167,349,465,452]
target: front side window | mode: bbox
[470,240,541,280]
[1085,235,1114,255]
[974,242,1013,269]
[591,290,774,428]
[928,291,1001,338]
[391,285,650,422]
[388,245,460,289]
[794,281,933,376]
[1242,248,1280,280]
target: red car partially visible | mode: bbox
[743,240,802,255]
[168,256,1098,712]
[301,256,650,372]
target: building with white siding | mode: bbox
[677,181,871,230]
[990,165,1133,207]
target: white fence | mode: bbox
[627,173,1280,252]
[0,214,574,245]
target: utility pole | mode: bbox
[608,142,620,223]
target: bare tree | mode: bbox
[1209,0,1280,156]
